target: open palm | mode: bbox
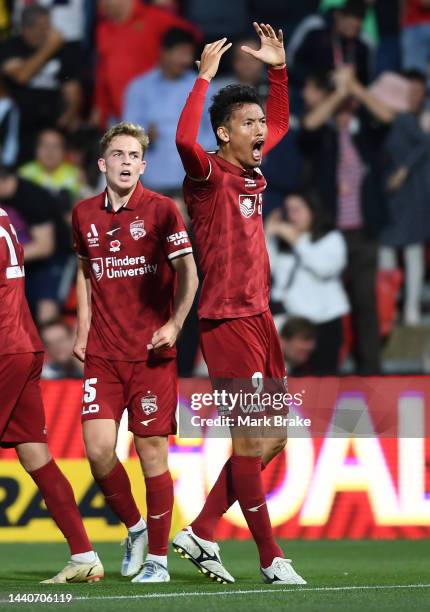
[242,22,285,67]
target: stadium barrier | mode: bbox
[0,378,429,542]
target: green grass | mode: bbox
[0,541,429,611]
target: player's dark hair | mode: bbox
[162,27,196,50]
[21,5,50,29]
[402,69,427,84]
[280,318,316,341]
[339,0,366,19]
[209,85,263,144]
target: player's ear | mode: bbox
[217,125,229,144]
[139,160,147,176]
[98,157,106,173]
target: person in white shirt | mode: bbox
[266,191,350,375]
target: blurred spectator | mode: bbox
[124,27,214,196]
[40,319,83,379]
[288,0,372,87]
[279,317,317,375]
[0,76,19,165]
[379,69,430,326]
[298,67,392,373]
[13,0,85,44]
[0,5,83,163]
[0,165,73,323]
[374,0,401,75]
[402,0,430,72]
[183,0,248,40]
[19,128,81,204]
[250,0,320,39]
[213,37,268,99]
[267,192,349,375]
[94,0,196,127]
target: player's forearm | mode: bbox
[176,79,211,179]
[264,66,290,153]
[76,262,91,334]
[171,255,198,329]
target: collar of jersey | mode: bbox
[101,181,143,212]
[212,151,260,179]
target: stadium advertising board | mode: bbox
[0,378,429,542]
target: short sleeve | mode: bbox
[159,198,193,261]
[72,206,88,259]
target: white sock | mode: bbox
[146,553,167,568]
[71,551,97,564]
[128,518,147,533]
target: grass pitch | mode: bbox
[0,540,429,611]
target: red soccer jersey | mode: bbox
[72,182,192,361]
[403,0,430,27]
[0,208,43,355]
[177,67,289,320]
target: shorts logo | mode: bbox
[141,394,158,415]
[91,257,104,281]
[109,239,121,252]
[239,194,257,218]
[130,220,146,240]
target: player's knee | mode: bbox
[16,443,52,473]
[135,437,168,475]
[85,441,116,472]
[271,437,288,456]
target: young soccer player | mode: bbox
[72,122,198,583]
[173,23,306,585]
[0,208,103,584]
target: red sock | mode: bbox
[192,459,266,542]
[231,455,283,568]
[30,459,92,555]
[145,471,173,556]
[95,461,141,529]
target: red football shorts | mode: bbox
[199,310,286,379]
[0,352,47,448]
[81,354,178,437]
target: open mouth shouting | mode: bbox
[252,139,265,163]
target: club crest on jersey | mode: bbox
[91,258,104,281]
[130,219,146,240]
[239,194,257,218]
[141,394,158,415]
[109,239,121,252]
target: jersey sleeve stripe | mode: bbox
[168,247,193,260]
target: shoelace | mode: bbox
[142,560,165,577]
[273,558,293,580]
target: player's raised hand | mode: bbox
[198,38,232,82]
[241,22,285,68]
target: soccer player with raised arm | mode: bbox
[72,123,198,583]
[172,23,306,585]
[0,208,103,584]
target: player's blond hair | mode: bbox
[100,122,150,158]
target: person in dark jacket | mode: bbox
[298,67,393,374]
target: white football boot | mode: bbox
[261,557,307,585]
[121,527,148,577]
[172,526,235,584]
[40,554,104,584]
[131,560,170,583]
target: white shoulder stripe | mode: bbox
[187,159,212,182]
[168,247,193,260]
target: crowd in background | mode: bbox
[1,0,430,378]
